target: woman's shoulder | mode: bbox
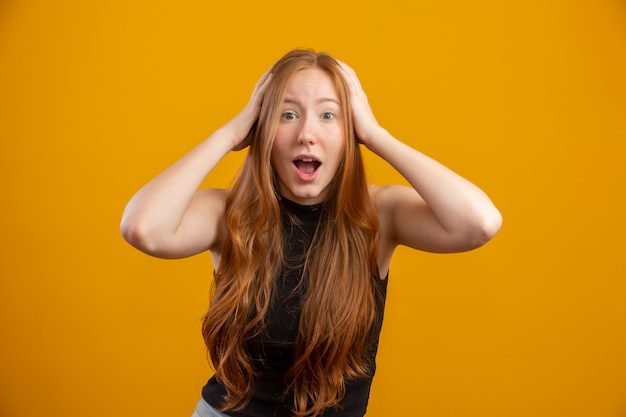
[193,188,228,217]
[195,187,229,225]
[197,187,228,202]
[182,187,229,253]
[368,183,413,209]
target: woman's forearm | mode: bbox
[366,128,502,240]
[120,128,234,247]
[120,69,273,254]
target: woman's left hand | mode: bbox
[338,61,385,147]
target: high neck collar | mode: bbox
[278,196,325,214]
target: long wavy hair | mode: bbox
[202,49,381,417]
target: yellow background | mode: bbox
[1,1,625,416]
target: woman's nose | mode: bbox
[297,116,316,145]
[297,132,314,145]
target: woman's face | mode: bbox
[271,67,346,205]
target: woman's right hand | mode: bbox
[225,68,273,151]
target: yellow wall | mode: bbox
[1,1,625,416]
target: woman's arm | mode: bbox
[120,70,273,259]
[339,62,502,254]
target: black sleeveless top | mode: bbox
[202,197,388,417]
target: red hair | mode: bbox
[202,49,381,417]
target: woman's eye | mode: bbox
[281,112,297,120]
[321,112,335,120]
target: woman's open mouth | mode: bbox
[293,157,321,181]
[294,157,321,174]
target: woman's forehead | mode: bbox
[283,68,340,103]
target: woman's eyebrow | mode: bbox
[317,97,340,105]
[283,96,340,105]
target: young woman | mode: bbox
[121,49,502,417]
